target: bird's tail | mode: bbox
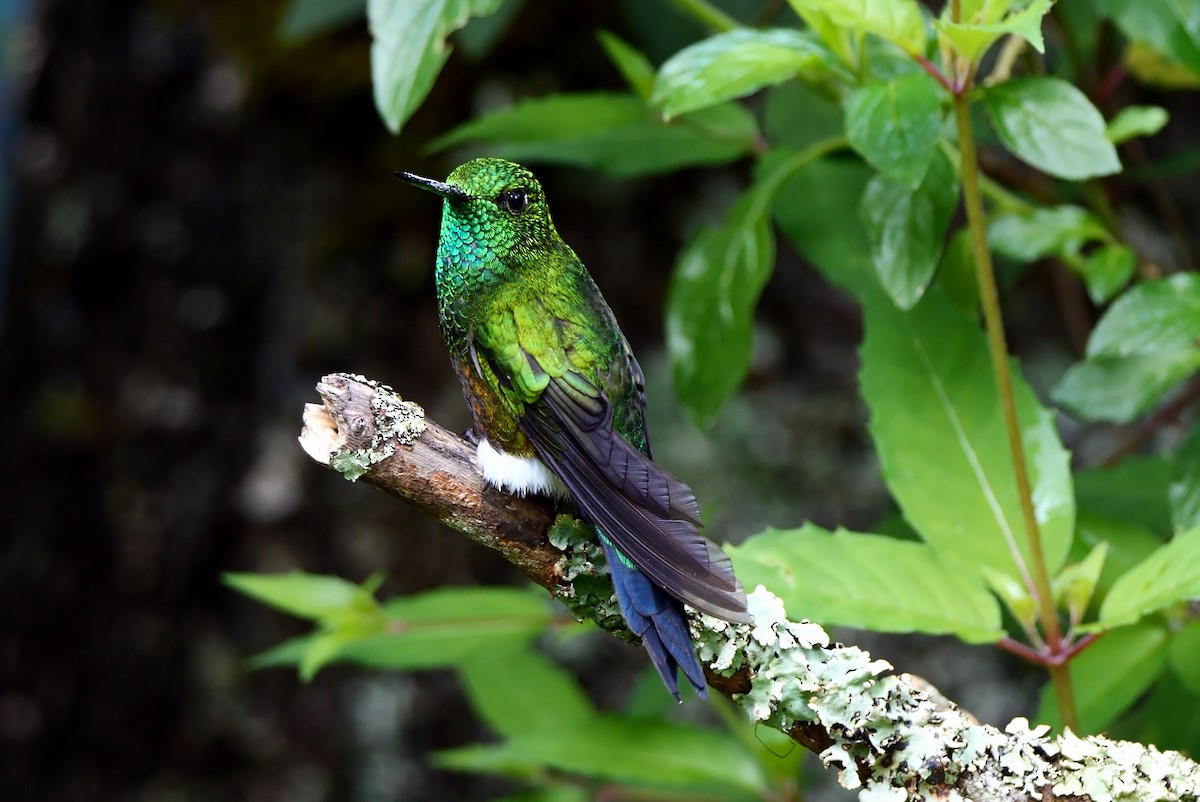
[600,537,707,701]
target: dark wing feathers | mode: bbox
[523,375,749,623]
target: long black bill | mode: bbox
[394,171,469,202]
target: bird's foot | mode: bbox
[463,427,480,445]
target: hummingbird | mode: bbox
[397,158,749,700]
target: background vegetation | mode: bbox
[2,0,1198,800]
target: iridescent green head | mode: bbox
[396,158,560,261]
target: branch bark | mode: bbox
[300,373,1200,802]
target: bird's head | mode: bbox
[396,158,559,260]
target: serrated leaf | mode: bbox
[430,93,757,177]
[278,0,364,42]
[984,77,1121,180]
[1101,525,1200,627]
[788,0,926,54]
[860,289,1075,582]
[223,572,373,621]
[1036,619,1170,734]
[597,31,655,99]
[845,72,946,187]
[1095,0,1200,78]
[987,205,1109,263]
[860,148,958,309]
[459,648,593,739]
[936,0,1053,64]
[369,0,504,134]
[729,524,1003,642]
[1171,425,1200,533]
[435,715,766,793]
[667,162,783,427]
[1106,105,1170,144]
[652,28,832,118]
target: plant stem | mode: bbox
[667,0,740,32]
[952,88,1079,733]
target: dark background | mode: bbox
[1,1,1194,800]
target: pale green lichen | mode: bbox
[689,587,1200,802]
[547,515,625,633]
[329,376,426,482]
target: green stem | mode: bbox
[952,89,1079,733]
[667,0,740,32]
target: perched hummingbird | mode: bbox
[397,158,750,700]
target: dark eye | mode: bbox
[498,189,529,214]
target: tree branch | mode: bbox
[300,373,1200,802]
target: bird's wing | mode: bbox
[471,315,749,623]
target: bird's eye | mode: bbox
[498,189,529,214]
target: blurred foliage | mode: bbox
[218,0,1200,796]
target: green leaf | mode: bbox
[1054,274,1200,422]
[1101,525,1200,627]
[1053,351,1200,424]
[667,162,783,427]
[247,634,316,670]
[728,524,1003,642]
[860,289,1075,581]
[845,72,946,187]
[860,148,958,309]
[770,156,876,300]
[982,565,1036,628]
[597,31,655,99]
[936,227,979,312]
[935,0,1053,64]
[1123,41,1200,88]
[278,0,364,42]
[788,0,926,54]
[987,205,1109,263]
[1077,244,1136,304]
[1171,425,1200,533]
[430,93,758,177]
[1086,273,1200,358]
[1072,513,1164,602]
[223,572,374,621]
[652,28,832,118]
[1168,619,1200,696]
[1076,457,1174,534]
[1052,541,1108,623]
[435,715,766,793]
[494,788,589,802]
[1036,619,1170,734]
[459,648,594,739]
[1107,105,1170,144]
[1095,0,1200,78]
[369,0,503,134]
[764,82,844,151]
[1134,668,1200,758]
[984,77,1122,180]
[454,0,524,60]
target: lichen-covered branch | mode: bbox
[300,373,1200,802]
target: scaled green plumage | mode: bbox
[399,158,750,699]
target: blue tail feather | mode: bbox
[600,538,707,701]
